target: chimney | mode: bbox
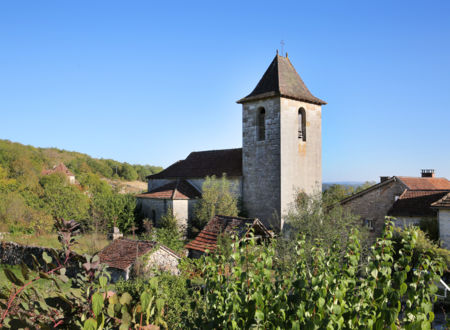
[421,169,435,178]
[380,176,390,183]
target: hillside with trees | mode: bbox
[0,139,162,235]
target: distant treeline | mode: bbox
[0,139,162,182]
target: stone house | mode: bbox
[136,179,202,235]
[432,193,450,249]
[185,215,273,258]
[341,170,450,244]
[42,163,77,184]
[138,53,325,231]
[98,238,180,282]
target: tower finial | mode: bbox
[276,49,279,55]
[286,52,288,59]
[280,40,285,56]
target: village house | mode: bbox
[341,170,450,246]
[184,215,272,258]
[42,163,77,184]
[432,192,450,249]
[98,238,180,282]
[137,53,326,232]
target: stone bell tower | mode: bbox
[237,53,326,230]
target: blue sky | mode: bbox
[1,1,449,182]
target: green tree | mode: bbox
[155,208,184,252]
[194,175,239,230]
[92,192,136,232]
[40,173,90,225]
[119,163,138,181]
[282,192,368,267]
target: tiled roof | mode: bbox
[136,180,201,200]
[147,148,242,179]
[396,177,450,190]
[237,54,326,105]
[185,215,272,253]
[42,163,74,177]
[99,239,156,270]
[388,190,449,217]
[432,192,450,209]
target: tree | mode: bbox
[40,173,90,226]
[119,163,138,181]
[282,192,369,268]
[194,175,239,230]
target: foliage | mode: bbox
[419,217,440,242]
[91,191,137,233]
[283,192,369,260]
[194,222,444,328]
[40,173,90,224]
[0,217,446,328]
[115,273,194,329]
[393,224,450,271]
[322,181,375,205]
[194,175,239,231]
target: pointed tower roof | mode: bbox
[237,54,326,105]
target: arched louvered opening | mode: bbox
[298,108,306,141]
[257,107,266,141]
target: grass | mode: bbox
[1,232,110,255]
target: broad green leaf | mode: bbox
[4,269,23,286]
[92,292,104,317]
[42,252,52,264]
[119,292,132,305]
[83,318,97,330]
[99,276,107,288]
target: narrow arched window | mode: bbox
[298,108,306,141]
[257,107,266,141]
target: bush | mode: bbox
[193,175,239,232]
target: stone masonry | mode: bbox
[242,98,281,229]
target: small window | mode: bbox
[257,107,266,141]
[298,108,306,141]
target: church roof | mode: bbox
[136,179,201,200]
[237,54,326,105]
[147,148,242,179]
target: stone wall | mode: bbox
[280,98,322,224]
[138,198,171,225]
[242,98,281,229]
[438,209,450,249]
[0,241,82,276]
[241,97,322,230]
[145,246,180,275]
[342,180,406,237]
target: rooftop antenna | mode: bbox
[280,40,285,57]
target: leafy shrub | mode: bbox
[193,175,239,233]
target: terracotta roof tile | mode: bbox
[185,215,271,253]
[148,148,242,179]
[237,54,326,105]
[42,163,74,177]
[388,190,449,217]
[136,180,201,200]
[397,177,450,190]
[98,239,156,270]
[432,192,450,209]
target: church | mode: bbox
[136,52,326,231]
